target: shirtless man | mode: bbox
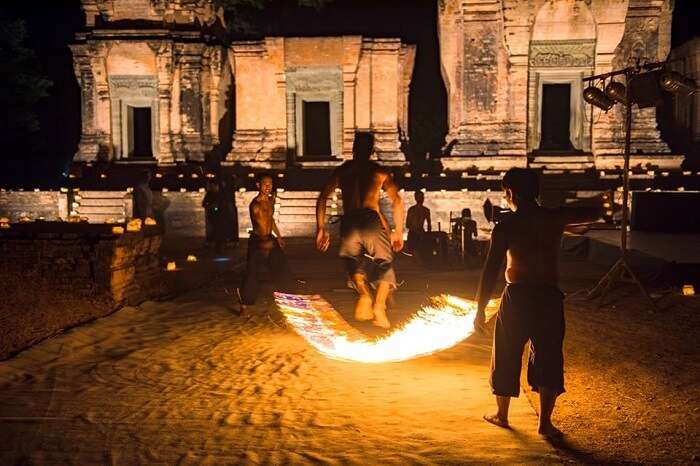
[475,168,601,438]
[405,191,431,254]
[238,174,295,314]
[315,132,405,329]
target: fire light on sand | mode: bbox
[275,293,500,363]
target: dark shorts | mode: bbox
[339,208,396,288]
[490,283,565,397]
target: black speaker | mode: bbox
[631,191,700,233]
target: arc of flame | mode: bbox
[274,293,500,363]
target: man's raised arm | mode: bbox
[559,194,605,226]
[474,223,507,331]
[382,172,405,252]
[315,169,340,252]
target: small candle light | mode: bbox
[178,174,184,179]
[155,172,163,178]
[144,217,156,225]
[187,255,197,262]
[248,173,255,178]
[277,173,284,178]
[166,261,177,271]
[191,173,199,179]
[206,173,215,178]
[682,285,695,296]
[239,187,246,193]
[111,226,124,234]
[180,188,187,193]
[100,173,107,179]
[126,219,142,232]
[404,172,412,178]
[0,223,10,229]
[199,187,205,193]
[440,172,446,177]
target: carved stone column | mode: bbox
[70,43,111,161]
[151,40,175,164]
[176,43,205,161]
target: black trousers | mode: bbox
[490,283,566,397]
[240,236,295,305]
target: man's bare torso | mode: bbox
[406,205,430,232]
[499,206,567,286]
[250,195,273,237]
[337,161,389,229]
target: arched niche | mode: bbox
[106,43,160,160]
[528,0,597,154]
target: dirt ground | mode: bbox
[1,239,698,465]
[531,261,700,465]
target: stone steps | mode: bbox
[74,191,128,222]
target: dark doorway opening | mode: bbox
[129,106,153,158]
[302,101,332,157]
[539,84,573,152]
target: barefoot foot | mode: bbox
[354,295,374,321]
[371,304,391,329]
[538,423,563,439]
[483,413,510,429]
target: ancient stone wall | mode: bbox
[438,0,682,172]
[227,37,415,169]
[0,191,67,222]
[0,225,164,359]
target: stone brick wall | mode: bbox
[0,224,164,359]
[0,191,67,221]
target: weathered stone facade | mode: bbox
[71,0,231,163]
[668,38,700,145]
[438,0,683,171]
[227,37,415,168]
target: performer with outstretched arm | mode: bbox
[475,168,602,438]
[315,132,405,329]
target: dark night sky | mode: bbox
[0,0,698,187]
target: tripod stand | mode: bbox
[585,68,658,312]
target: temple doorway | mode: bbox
[539,83,573,151]
[302,101,332,157]
[129,106,153,158]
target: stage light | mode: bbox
[629,70,665,107]
[583,85,614,110]
[605,81,627,104]
[659,71,697,95]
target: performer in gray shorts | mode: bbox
[339,207,397,290]
[316,132,404,329]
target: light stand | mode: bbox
[581,60,697,311]
[584,67,658,312]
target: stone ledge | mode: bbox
[441,156,528,171]
[594,155,685,170]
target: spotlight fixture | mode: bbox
[583,85,614,110]
[659,70,697,96]
[605,81,627,104]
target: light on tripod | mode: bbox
[659,71,697,96]
[605,81,628,105]
[583,86,615,110]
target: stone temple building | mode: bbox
[666,37,700,163]
[438,0,683,172]
[227,37,414,168]
[70,0,232,164]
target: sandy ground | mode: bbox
[0,242,558,465]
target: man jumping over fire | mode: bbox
[315,132,405,329]
[474,168,602,438]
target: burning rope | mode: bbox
[274,293,500,363]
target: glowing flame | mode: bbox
[275,293,500,363]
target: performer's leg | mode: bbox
[239,247,264,312]
[339,228,374,321]
[270,242,296,293]
[364,227,396,328]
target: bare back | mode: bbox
[337,160,387,213]
[500,207,566,286]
